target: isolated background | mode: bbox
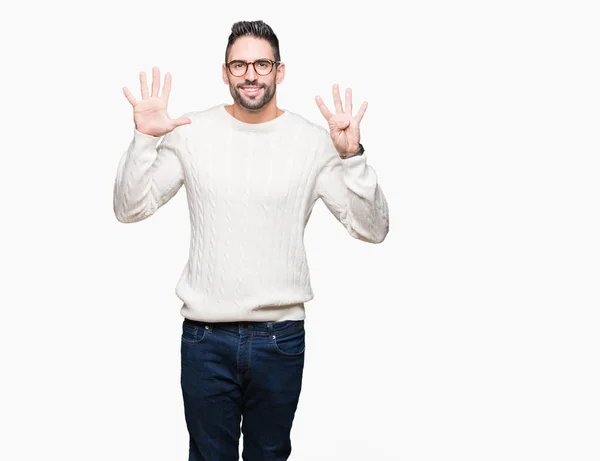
[1,0,599,460]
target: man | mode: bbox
[114,19,389,461]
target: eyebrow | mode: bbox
[229,57,274,62]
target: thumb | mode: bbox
[329,119,350,132]
[173,117,192,127]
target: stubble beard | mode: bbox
[230,80,276,111]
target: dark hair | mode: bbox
[225,20,281,63]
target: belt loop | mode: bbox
[267,322,274,342]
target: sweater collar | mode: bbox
[219,103,290,132]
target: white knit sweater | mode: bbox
[113,103,389,322]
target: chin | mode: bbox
[239,98,267,111]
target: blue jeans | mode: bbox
[180,317,306,461]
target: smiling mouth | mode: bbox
[240,86,263,95]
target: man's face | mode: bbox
[223,36,284,111]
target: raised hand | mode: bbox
[122,67,191,137]
[315,83,368,157]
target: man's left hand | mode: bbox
[316,84,368,158]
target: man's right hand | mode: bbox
[123,67,191,137]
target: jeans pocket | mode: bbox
[181,320,209,344]
[271,324,305,357]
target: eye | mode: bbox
[256,60,270,68]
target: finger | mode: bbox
[335,119,351,130]
[151,67,160,97]
[162,72,172,102]
[328,119,350,135]
[345,87,352,115]
[332,83,343,113]
[355,101,368,123]
[315,95,332,120]
[139,71,149,99]
[172,117,192,128]
[122,86,137,107]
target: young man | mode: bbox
[114,19,389,461]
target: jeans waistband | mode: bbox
[183,317,304,336]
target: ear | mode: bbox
[275,62,286,85]
[222,64,229,85]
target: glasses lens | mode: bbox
[254,60,273,75]
[229,61,247,76]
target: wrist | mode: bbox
[339,143,364,159]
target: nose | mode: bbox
[245,63,257,80]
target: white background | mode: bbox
[1,0,599,460]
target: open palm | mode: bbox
[122,67,191,137]
[315,84,368,156]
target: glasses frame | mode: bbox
[226,58,281,77]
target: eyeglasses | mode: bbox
[226,59,280,77]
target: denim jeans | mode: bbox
[180,317,306,461]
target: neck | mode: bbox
[225,100,283,124]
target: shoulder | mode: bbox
[282,109,331,150]
[165,104,224,140]
[282,110,339,171]
[181,104,224,127]
[284,109,327,134]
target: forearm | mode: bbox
[338,154,390,243]
[317,143,390,243]
[113,129,184,223]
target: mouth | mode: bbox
[240,85,263,96]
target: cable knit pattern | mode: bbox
[113,103,389,322]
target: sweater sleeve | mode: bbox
[315,131,390,243]
[113,127,186,223]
